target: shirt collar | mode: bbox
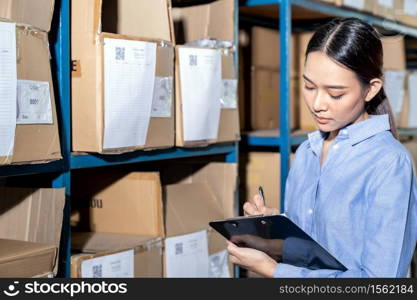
[307,114,391,154]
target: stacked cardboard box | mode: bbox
[0,0,61,165]
[70,172,165,278]
[250,27,298,131]
[161,162,237,277]
[0,188,65,277]
[173,0,240,146]
[71,0,175,153]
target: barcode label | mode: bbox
[175,242,183,255]
[17,80,53,124]
[189,54,197,66]
[115,47,125,60]
[151,77,173,118]
[92,264,103,278]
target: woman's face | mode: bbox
[302,51,368,132]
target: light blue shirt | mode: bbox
[275,114,417,277]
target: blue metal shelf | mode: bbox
[0,160,64,177]
[70,143,238,169]
[241,134,308,147]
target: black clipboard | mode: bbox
[209,214,347,271]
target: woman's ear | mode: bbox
[364,78,383,102]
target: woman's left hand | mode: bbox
[227,241,277,278]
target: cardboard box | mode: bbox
[71,0,175,153]
[251,68,298,130]
[341,0,374,13]
[163,182,232,277]
[0,25,62,165]
[173,0,240,146]
[398,0,417,28]
[71,172,164,237]
[0,0,54,31]
[373,0,402,19]
[397,72,417,128]
[0,239,57,278]
[71,232,163,278]
[297,32,317,131]
[382,36,406,70]
[251,26,297,76]
[0,187,65,276]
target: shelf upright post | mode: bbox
[279,0,291,211]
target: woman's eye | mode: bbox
[330,94,344,100]
[304,85,315,91]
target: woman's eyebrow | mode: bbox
[303,74,348,89]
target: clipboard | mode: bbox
[209,214,347,271]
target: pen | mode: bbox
[258,186,266,206]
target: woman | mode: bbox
[228,18,417,277]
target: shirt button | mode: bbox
[308,209,313,215]
[333,144,339,150]
[341,129,348,135]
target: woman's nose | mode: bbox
[313,92,328,112]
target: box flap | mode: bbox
[0,188,65,249]
[0,238,55,263]
[172,0,234,44]
[99,0,173,42]
[0,0,55,32]
[72,231,162,253]
[164,182,224,237]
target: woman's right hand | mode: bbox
[243,194,279,216]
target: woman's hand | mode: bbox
[243,194,279,216]
[227,241,277,278]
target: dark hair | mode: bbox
[305,17,399,139]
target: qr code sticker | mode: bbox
[175,242,183,255]
[92,264,103,278]
[189,54,197,66]
[115,47,125,61]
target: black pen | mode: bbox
[258,186,266,206]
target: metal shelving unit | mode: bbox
[241,0,417,211]
[0,0,239,278]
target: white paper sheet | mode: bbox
[17,80,52,124]
[165,230,209,278]
[0,22,17,157]
[221,79,238,109]
[378,0,394,7]
[384,70,406,115]
[209,250,231,278]
[404,0,417,16]
[179,48,222,141]
[151,76,173,118]
[408,73,417,128]
[344,0,365,10]
[103,38,156,149]
[81,249,134,278]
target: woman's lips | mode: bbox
[314,115,332,124]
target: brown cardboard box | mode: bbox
[71,172,164,238]
[0,26,62,165]
[251,68,298,130]
[251,26,297,76]
[71,0,175,153]
[163,182,232,277]
[0,0,54,31]
[373,0,402,19]
[173,0,240,146]
[398,0,417,28]
[71,232,163,278]
[297,32,317,131]
[382,36,406,70]
[160,162,238,219]
[0,239,57,278]
[0,187,65,276]
[341,0,374,12]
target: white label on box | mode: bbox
[404,0,417,16]
[344,0,365,10]
[384,70,406,115]
[103,38,156,149]
[209,250,231,278]
[221,79,238,109]
[165,230,209,278]
[378,0,394,8]
[179,47,222,142]
[408,73,417,127]
[17,80,53,124]
[81,249,134,278]
[151,76,173,118]
[0,22,16,157]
